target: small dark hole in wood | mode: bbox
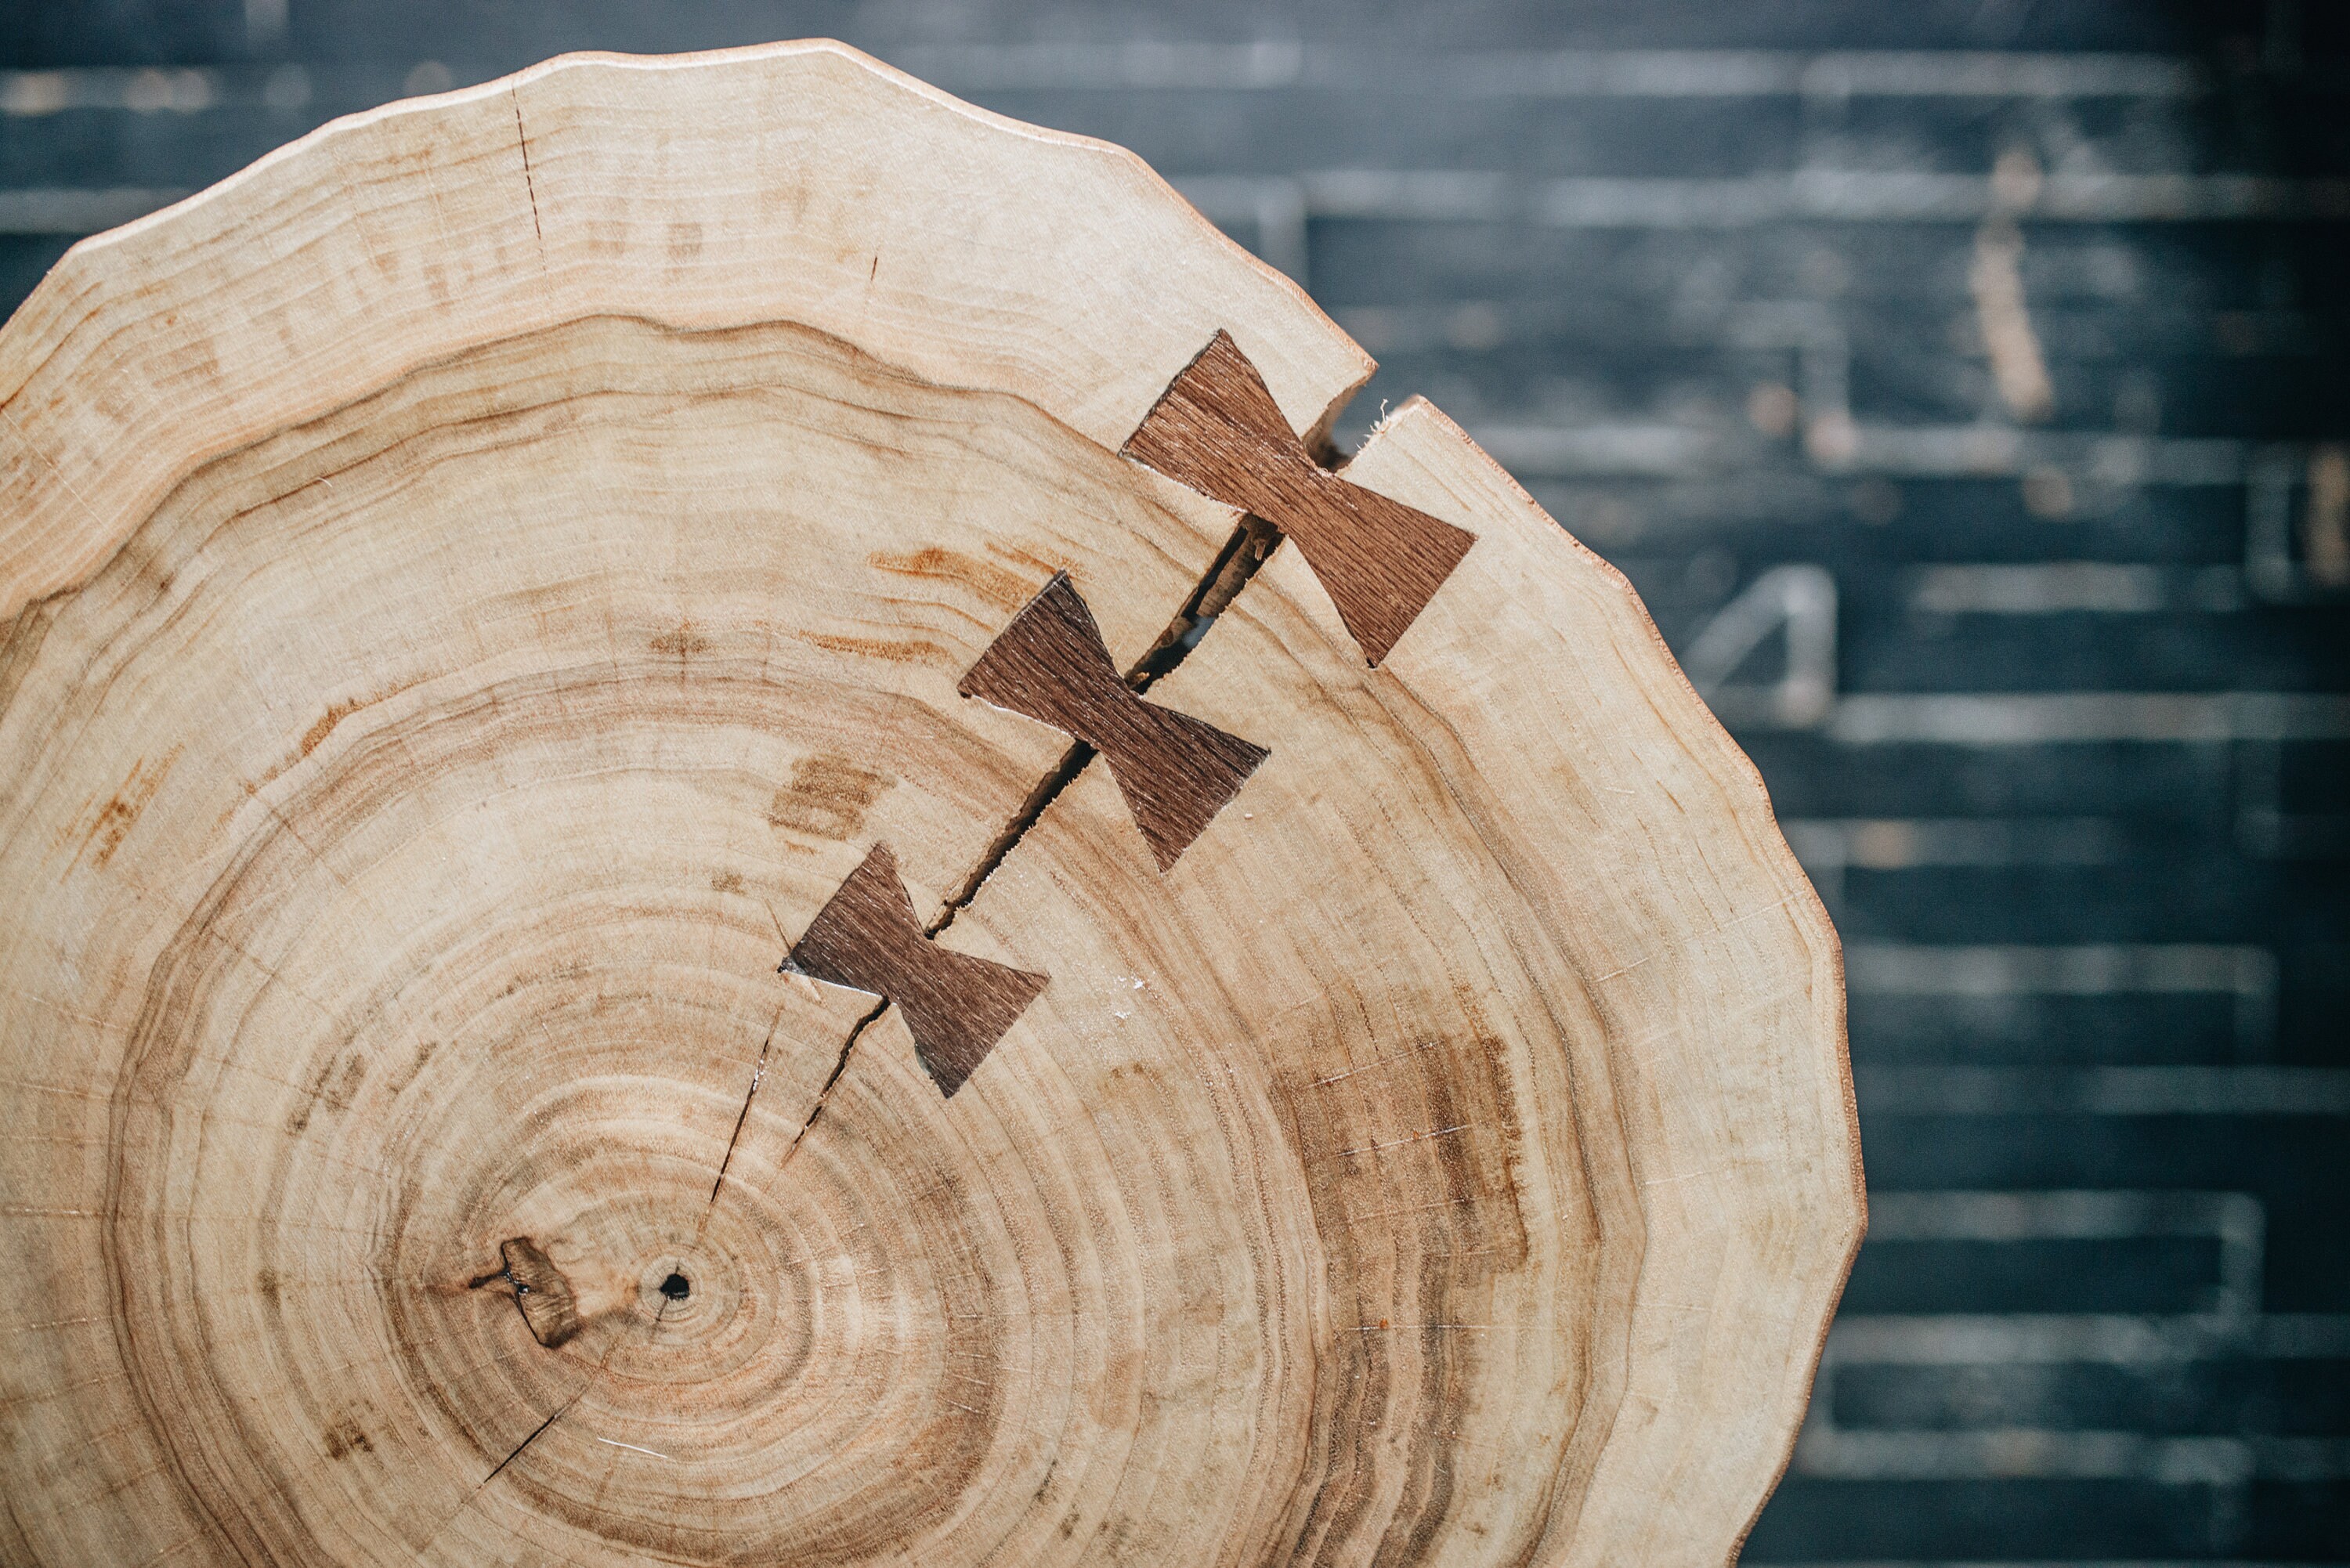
[659,1273,690,1301]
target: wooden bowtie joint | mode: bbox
[1123,329,1477,667]
[786,842,1049,1097]
[960,573,1269,870]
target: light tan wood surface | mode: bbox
[0,41,1860,1568]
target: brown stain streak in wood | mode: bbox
[647,620,711,656]
[959,573,1267,871]
[70,746,180,873]
[298,701,362,759]
[786,842,1047,1097]
[867,544,1033,613]
[271,679,423,786]
[705,1013,777,1205]
[284,1051,365,1134]
[795,629,950,666]
[1123,331,1475,667]
[0,597,58,728]
[322,1418,371,1461]
[1266,1006,1535,1565]
[768,754,894,842]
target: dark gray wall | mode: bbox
[2,2,2342,1561]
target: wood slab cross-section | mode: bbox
[960,572,1269,869]
[1125,328,1479,664]
[787,842,1050,1095]
[0,41,1859,1568]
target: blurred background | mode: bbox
[2,2,2343,1560]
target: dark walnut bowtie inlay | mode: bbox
[1123,328,1476,667]
[786,842,1049,1096]
[960,572,1269,871]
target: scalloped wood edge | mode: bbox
[1333,396,1864,1563]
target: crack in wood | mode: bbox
[936,515,1280,920]
[482,1403,566,1488]
[1125,329,1475,666]
[765,992,890,1180]
[469,1289,684,1496]
[751,518,1283,1140]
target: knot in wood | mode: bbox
[960,573,1267,870]
[1123,330,1477,667]
[786,842,1049,1097]
[469,1236,583,1349]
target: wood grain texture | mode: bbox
[1099,396,1864,1565]
[960,573,1269,869]
[788,842,1050,1094]
[0,41,1858,1568]
[0,42,1371,624]
[1124,330,1477,665]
